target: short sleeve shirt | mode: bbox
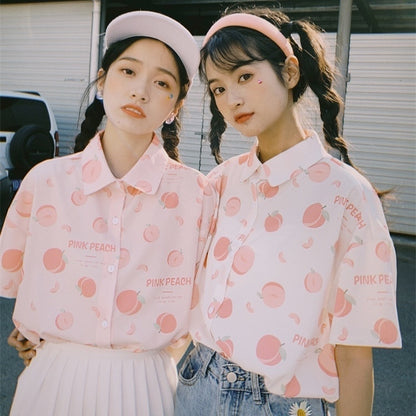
[190,131,401,402]
[0,133,216,352]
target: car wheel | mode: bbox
[9,124,55,177]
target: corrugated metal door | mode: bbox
[344,34,416,236]
[180,34,415,235]
[0,1,94,154]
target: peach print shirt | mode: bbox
[190,131,401,402]
[0,133,215,352]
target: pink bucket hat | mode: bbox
[105,11,199,82]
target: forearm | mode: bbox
[335,345,374,416]
[164,333,192,364]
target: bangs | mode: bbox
[200,27,266,79]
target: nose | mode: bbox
[130,86,149,103]
[228,88,243,108]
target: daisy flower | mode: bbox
[288,400,312,416]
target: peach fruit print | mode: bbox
[71,189,88,206]
[232,245,255,275]
[55,311,74,330]
[161,192,179,209]
[318,344,337,377]
[375,241,391,262]
[256,334,284,366]
[77,277,96,298]
[15,190,34,217]
[43,248,66,273]
[167,250,184,267]
[1,249,24,272]
[333,288,355,317]
[209,297,233,319]
[284,375,301,397]
[306,162,331,182]
[258,180,279,198]
[92,217,108,233]
[213,237,231,261]
[116,290,144,315]
[81,159,101,183]
[264,211,283,232]
[118,248,130,269]
[259,282,285,308]
[224,197,241,216]
[155,313,177,334]
[373,318,399,344]
[35,205,57,227]
[304,270,323,293]
[302,203,329,228]
[143,224,160,242]
[216,337,234,359]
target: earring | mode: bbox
[165,114,175,125]
[96,90,103,101]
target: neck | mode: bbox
[101,123,153,178]
[257,107,306,163]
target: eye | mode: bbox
[212,86,225,96]
[155,80,169,89]
[239,73,252,82]
[122,68,135,76]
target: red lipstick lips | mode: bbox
[234,112,253,124]
[121,104,146,119]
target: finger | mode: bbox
[19,350,36,360]
[16,332,27,342]
[19,341,37,351]
[7,328,20,347]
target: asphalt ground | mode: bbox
[0,234,415,415]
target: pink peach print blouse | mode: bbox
[0,133,216,352]
[190,131,401,402]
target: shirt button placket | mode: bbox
[96,185,125,347]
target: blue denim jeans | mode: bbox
[175,343,331,416]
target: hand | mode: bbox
[7,328,37,366]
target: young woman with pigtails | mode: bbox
[175,7,401,416]
[0,11,216,415]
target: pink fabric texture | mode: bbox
[0,133,216,352]
[190,131,401,402]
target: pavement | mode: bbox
[0,234,415,415]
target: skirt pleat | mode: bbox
[9,342,177,416]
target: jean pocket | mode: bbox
[178,348,204,386]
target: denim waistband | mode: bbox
[194,343,267,403]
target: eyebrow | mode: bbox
[207,78,219,87]
[118,57,178,82]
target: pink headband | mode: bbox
[202,13,294,57]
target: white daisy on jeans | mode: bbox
[288,400,312,416]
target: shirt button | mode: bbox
[112,217,119,225]
[226,372,237,383]
[107,265,115,273]
[101,320,108,328]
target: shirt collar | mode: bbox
[239,131,329,186]
[81,132,169,196]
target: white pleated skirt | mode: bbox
[10,342,177,416]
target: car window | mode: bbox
[0,97,51,131]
